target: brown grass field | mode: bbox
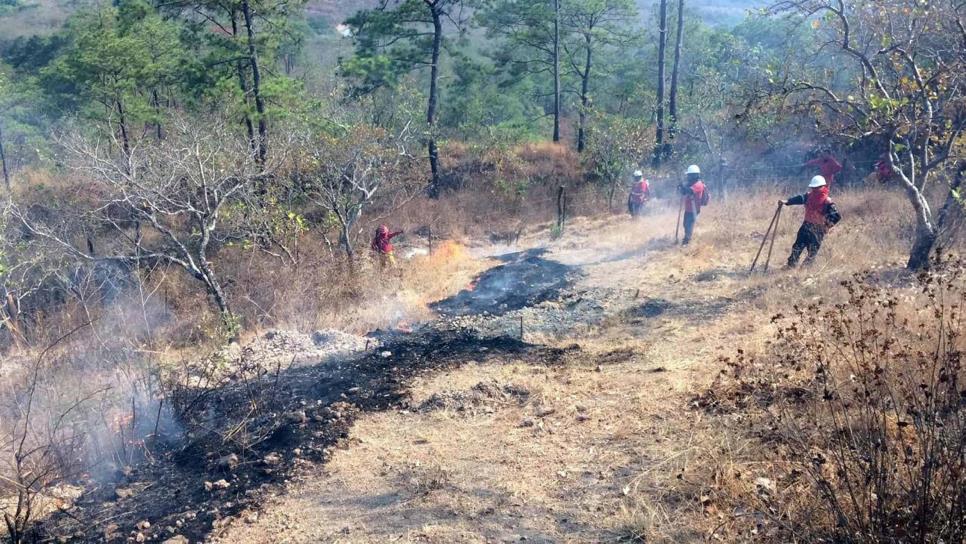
[206,185,957,543]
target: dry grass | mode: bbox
[6,165,957,543]
[209,186,948,544]
[223,237,490,336]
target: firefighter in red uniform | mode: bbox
[371,225,403,267]
[627,170,651,217]
[780,175,841,267]
[805,150,843,189]
[678,165,708,245]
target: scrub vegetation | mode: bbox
[0,0,963,542]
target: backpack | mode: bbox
[824,202,841,226]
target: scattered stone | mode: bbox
[311,330,333,346]
[262,453,282,466]
[755,477,775,494]
[380,351,393,358]
[162,537,189,544]
[114,486,135,500]
[217,454,240,471]
[205,479,230,491]
[420,381,529,413]
[536,407,555,418]
[135,520,151,531]
[284,410,307,425]
[519,418,536,428]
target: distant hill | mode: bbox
[0,0,762,42]
[306,0,379,26]
[0,0,78,39]
[308,0,764,27]
[636,0,764,26]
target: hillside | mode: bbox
[0,0,764,39]
[2,0,963,542]
[33,186,953,543]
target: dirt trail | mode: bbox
[207,208,770,544]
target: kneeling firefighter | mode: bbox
[627,170,651,217]
[780,175,841,267]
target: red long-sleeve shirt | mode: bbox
[806,155,843,188]
[371,230,402,254]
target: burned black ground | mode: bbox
[39,331,572,543]
[431,249,572,317]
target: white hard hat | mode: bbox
[809,175,827,188]
[686,164,701,175]
[633,170,644,178]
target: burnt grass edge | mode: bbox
[39,330,575,543]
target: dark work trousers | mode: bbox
[682,211,697,245]
[628,199,643,217]
[788,223,827,267]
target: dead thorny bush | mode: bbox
[704,259,965,543]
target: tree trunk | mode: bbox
[552,0,561,143]
[231,10,258,155]
[151,89,164,141]
[908,222,937,270]
[576,33,592,153]
[0,122,9,191]
[901,181,937,270]
[340,221,355,262]
[195,247,234,334]
[922,161,966,267]
[116,98,131,158]
[668,0,684,148]
[427,4,443,197]
[241,0,268,164]
[653,0,668,166]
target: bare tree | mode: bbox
[304,122,419,262]
[770,0,966,269]
[1,323,94,544]
[13,114,285,326]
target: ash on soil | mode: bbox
[40,330,568,543]
[431,249,571,317]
